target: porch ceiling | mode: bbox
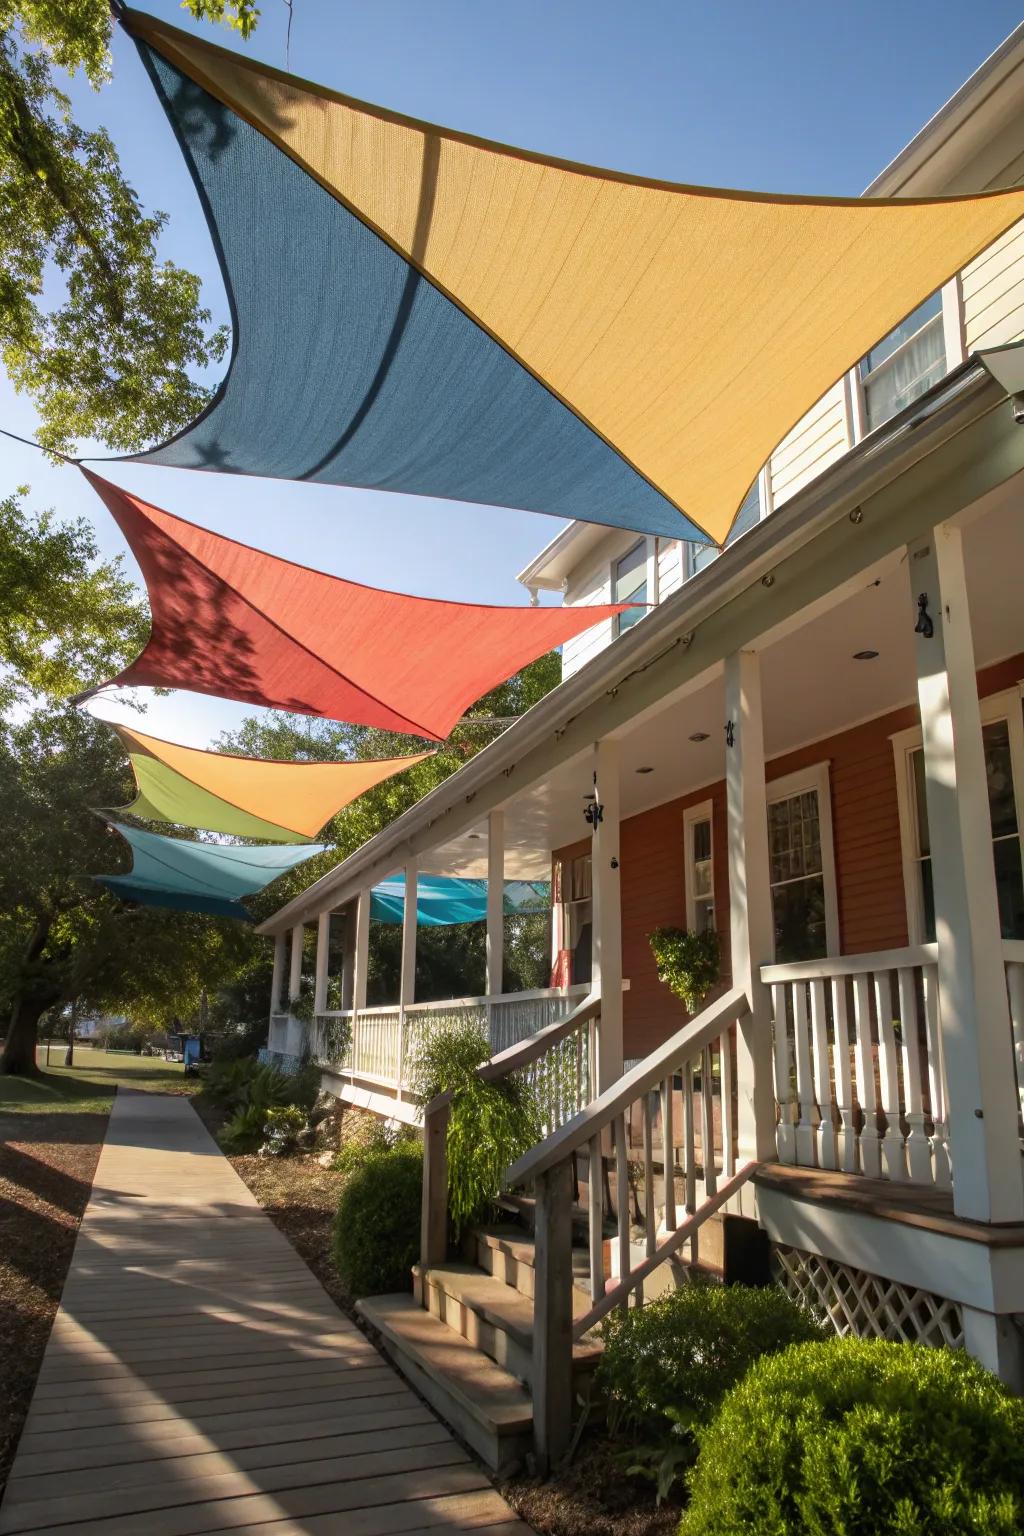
[424,466,1024,878]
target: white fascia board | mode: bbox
[516,519,618,591]
[259,360,1007,936]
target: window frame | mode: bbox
[765,761,840,961]
[684,467,771,582]
[891,684,1024,945]
[683,799,715,933]
[851,279,964,442]
[611,536,656,637]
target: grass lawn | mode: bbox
[0,1043,197,1498]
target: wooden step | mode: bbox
[356,1294,533,1478]
[414,1263,602,1387]
[472,1226,595,1300]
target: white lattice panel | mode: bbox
[771,1244,964,1350]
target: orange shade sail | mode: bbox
[84,471,630,739]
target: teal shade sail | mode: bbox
[371,873,550,927]
[96,822,325,920]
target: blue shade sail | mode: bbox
[371,873,550,927]
[128,47,700,543]
[96,822,326,920]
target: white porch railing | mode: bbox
[309,984,589,1098]
[762,941,1024,1187]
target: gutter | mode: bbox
[259,358,1006,934]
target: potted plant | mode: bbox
[648,926,720,1013]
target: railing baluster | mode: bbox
[660,1074,676,1232]
[830,977,857,1172]
[588,1132,605,1303]
[683,1061,697,1216]
[641,1094,656,1256]
[792,981,816,1166]
[700,1043,717,1197]
[897,966,931,1184]
[922,964,951,1187]
[873,971,907,1180]
[771,981,797,1161]
[614,1113,631,1298]
[721,1026,735,1178]
[852,974,881,1178]
[810,978,836,1170]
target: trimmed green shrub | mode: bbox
[599,1282,823,1500]
[648,927,720,1013]
[683,1337,1024,1536]
[332,1140,423,1296]
[410,1018,541,1238]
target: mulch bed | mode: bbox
[0,1106,109,1499]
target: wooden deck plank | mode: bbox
[0,1092,527,1536]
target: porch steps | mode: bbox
[356,1294,533,1478]
[471,1224,595,1300]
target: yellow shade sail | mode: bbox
[112,723,433,840]
[127,10,1024,543]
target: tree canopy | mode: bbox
[1,0,257,455]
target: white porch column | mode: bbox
[314,911,331,1015]
[486,810,505,1007]
[288,923,303,1005]
[398,862,418,1095]
[592,737,623,1090]
[909,526,1024,1223]
[352,890,371,1014]
[270,932,286,1014]
[724,649,779,1164]
[340,901,356,1012]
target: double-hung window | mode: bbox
[684,802,715,933]
[859,291,946,433]
[896,694,1024,943]
[766,765,838,963]
[613,540,648,636]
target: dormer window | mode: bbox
[613,539,648,636]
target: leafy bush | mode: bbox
[648,927,720,1013]
[202,1057,320,1117]
[333,1116,412,1175]
[261,1104,308,1156]
[599,1282,823,1500]
[410,1018,541,1238]
[218,1103,269,1153]
[201,1056,257,1108]
[332,1141,423,1296]
[683,1337,1024,1535]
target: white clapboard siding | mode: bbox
[963,215,1024,352]
[562,547,618,680]
[768,380,851,508]
[658,538,684,603]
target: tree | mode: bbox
[0,488,258,1074]
[1,0,258,455]
[217,652,562,1004]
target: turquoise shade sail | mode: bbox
[96,822,326,920]
[370,873,550,927]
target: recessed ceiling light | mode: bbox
[467,832,481,839]
[688,731,710,743]
[635,765,654,774]
[852,650,879,661]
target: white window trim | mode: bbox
[765,761,840,960]
[683,799,714,932]
[611,536,653,636]
[891,683,1024,944]
[849,278,963,444]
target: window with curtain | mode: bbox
[860,290,946,432]
[685,474,762,580]
[613,540,647,635]
[687,815,715,932]
[910,717,1024,941]
[768,788,828,962]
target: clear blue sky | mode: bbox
[3,0,1022,746]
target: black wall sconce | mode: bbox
[725,719,735,748]
[914,593,934,640]
[583,771,604,828]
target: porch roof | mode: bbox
[258,352,1024,935]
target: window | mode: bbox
[859,291,946,433]
[553,852,593,985]
[901,708,1024,943]
[766,765,838,963]
[613,540,648,636]
[685,473,764,580]
[684,802,715,932]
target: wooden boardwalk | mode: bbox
[0,1091,527,1536]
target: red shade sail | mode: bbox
[83,471,631,740]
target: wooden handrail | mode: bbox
[760,943,938,983]
[506,984,750,1186]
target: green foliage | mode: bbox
[333,1116,413,1175]
[332,1140,424,1296]
[648,927,720,1014]
[411,1018,541,1239]
[682,1337,1024,1536]
[218,1102,268,1153]
[261,1104,306,1156]
[201,1056,318,1118]
[599,1282,823,1501]
[201,1055,258,1108]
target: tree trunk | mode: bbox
[0,996,48,1075]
